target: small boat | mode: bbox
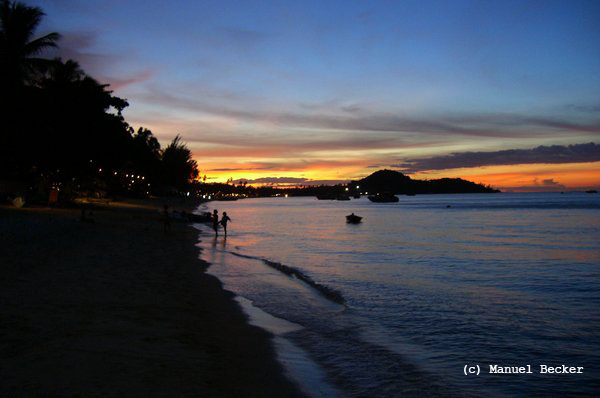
[585,190,598,194]
[353,193,361,199]
[346,213,362,223]
[186,212,212,222]
[368,193,399,203]
[336,194,351,201]
[316,193,336,200]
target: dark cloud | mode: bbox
[235,177,308,185]
[182,128,432,155]
[208,167,275,172]
[233,177,349,186]
[106,70,155,90]
[396,143,600,172]
[223,110,599,137]
[565,104,600,113]
[542,178,565,187]
[502,178,567,192]
[41,30,151,90]
[43,31,116,74]
[139,88,600,138]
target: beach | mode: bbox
[0,201,304,397]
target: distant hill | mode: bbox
[352,169,500,194]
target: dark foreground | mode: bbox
[0,202,304,397]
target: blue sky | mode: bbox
[30,0,600,188]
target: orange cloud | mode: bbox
[415,162,600,191]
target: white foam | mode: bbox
[235,296,302,335]
[274,336,340,398]
[234,296,340,398]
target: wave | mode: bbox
[230,252,345,305]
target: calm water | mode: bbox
[194,192,600,397]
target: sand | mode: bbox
[0,200,305,397]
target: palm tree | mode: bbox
[161,135,199,192]
[0,0,60,89]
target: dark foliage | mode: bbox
[161,135,199,192]
[1,1,198,201]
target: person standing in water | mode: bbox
[220,212,232,236]
[212,209,220,236]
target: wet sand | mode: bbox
[0,201,304,397]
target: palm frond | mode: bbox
[23,31,60,55]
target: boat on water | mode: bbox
[316,193,336,200]
[346,213,362,223]
[336,194,351,201]
[353,193,361,199]
[368,193,399,203]
[173,211,212,223]
[585,190,598,194]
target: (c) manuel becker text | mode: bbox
[489,365,583,374]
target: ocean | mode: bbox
[193,192,600,397]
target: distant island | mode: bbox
[350,169,499,195]
[190,169,500,200]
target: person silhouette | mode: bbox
[212,209,219,236]
[220,212,231,236]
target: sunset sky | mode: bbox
[32,0,600,190]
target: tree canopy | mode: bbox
[0,0,59,89]
[1,1,199,200]
[162,135,199,192]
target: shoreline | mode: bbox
[194,216,342,398]
[0,200,305,397]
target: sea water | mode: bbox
[194,192,600,397]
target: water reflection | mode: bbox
[196,194,600,397]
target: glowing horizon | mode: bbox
[194,156,600,191]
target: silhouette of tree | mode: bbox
[1,2,202,201]
[1,1,60,178]
[0,0,60,89]
[133,127,160,157]
[41,58,83,88]
[27,58,130,175]
[128,127,161,184]
[161,135,199,192]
